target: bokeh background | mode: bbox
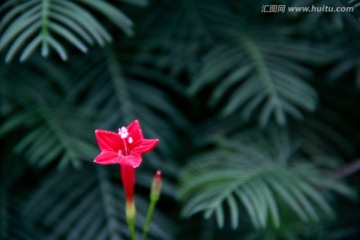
[1,0,360,239]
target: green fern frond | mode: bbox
[0,106,98,169]
[188,28,332,127]
[179,130,354,230]
[0,0,134,62]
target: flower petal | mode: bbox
[132,139,159,155]
[95,130,124,151]
[127,120,143,142]
[94,151,119,165]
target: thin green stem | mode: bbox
[41,0,50,56]
[142,200,157,240]
[41,0,50,37]
[125,200,136,240]
[127,217,136,240]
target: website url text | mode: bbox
[261,5,354,13]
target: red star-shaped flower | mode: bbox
[94,120,159,168]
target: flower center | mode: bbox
[118,127,129,139]
[117,126,134,156]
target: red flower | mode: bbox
[94,120,159,206]
[94,120,159,168]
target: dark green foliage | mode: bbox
[1,0,360,240]
[0,0,134,62]
[23,166,174,240]
[180,129,355,231]
[188,29,326,126]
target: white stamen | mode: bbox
[118,126,128,139]
[118,150,122,156]
[128,137,133,144]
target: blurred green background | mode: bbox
[1,0,360,239]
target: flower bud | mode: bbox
[150,170,162,201]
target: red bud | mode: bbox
[150,170,162,201]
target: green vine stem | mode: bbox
[142,171,162,240]
[126,201,137,240]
